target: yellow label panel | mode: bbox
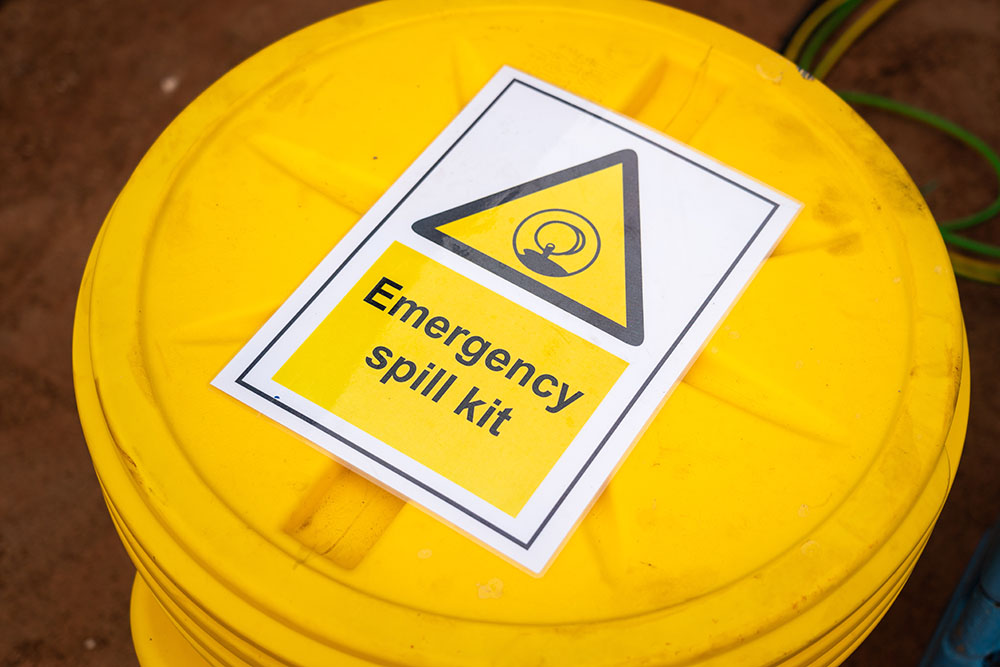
[275,242,626,515]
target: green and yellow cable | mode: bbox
[783,0,1000,282]
[838,92,1000,272]
[797,0,863,72]
[784,0,851,63]
[948,252,1000,283]
[813,0,903,79]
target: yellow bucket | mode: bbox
[73,1,969,665]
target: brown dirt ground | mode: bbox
[1,0,997,665]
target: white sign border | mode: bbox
[213,66,799,574]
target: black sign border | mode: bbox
[236,77,779,552]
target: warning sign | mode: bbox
[412,150,643,345]
[213,67,800,574]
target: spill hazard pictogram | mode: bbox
[413,150,644,345]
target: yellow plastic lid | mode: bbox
[74,1,968,665]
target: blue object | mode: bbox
[921,521,1000,666]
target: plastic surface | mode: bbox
[131,576,213,667]
[73,1,969,665]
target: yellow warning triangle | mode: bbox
[412,150,643,345]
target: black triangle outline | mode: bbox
[411,149,644,346]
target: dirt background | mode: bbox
[1,0,997,665]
